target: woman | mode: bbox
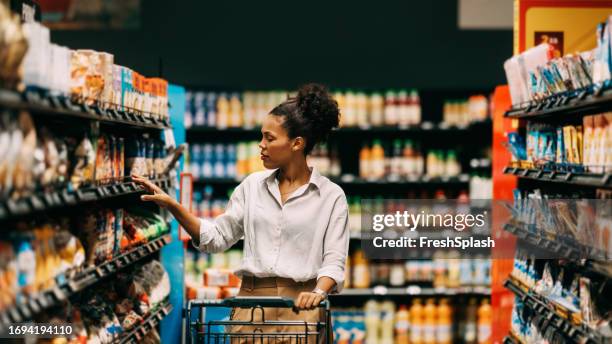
[133,83,349,341]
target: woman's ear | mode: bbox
[292,136,306,152]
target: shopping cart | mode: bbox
[185,297,331,344]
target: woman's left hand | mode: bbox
[295,292,324,310]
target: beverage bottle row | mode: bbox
[307,144,342,178]
[347,250,490,289]
[184,89,423,129]
[185,91,288,129]
[359,140,461,179]
[188,142,264,180]
[442,95,488,127]
[335,89,421,128]
[333,297,491,344]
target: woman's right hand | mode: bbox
[132,175,175,209]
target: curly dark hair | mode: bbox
[270,83,340,155]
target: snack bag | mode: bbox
[70,135,96,189]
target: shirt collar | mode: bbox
[262,166,322,189]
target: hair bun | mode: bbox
[296,83,340,142]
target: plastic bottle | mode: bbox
[345,90,357,127]
[356,92,368,127]
[402,140,414,177]
[463,298,477,344]
[397,90,410,127]
[213,144,225,178]
[364,300,380,344]
[391,139,403,179]
[410,89,422,125]
[229,92,242,127]
[216,93,229,129]
[370,92,384,127]
[427,151,438,177]
[381,301,396,344]
[477,299,492,344]
[437,298,452,344]
[202,144,214,178]
[423,298,437,344]
[352,250,370,289]
[395,305,410,344]
[384,90,398,126]
[371,140,385,179]
[410,298,424,344]
[390,260,405,287]
[359,143,371,179]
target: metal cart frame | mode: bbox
[185,297,331,344]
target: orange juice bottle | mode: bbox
[395,305,410,344]
[423,298,437,344]
[352,250,370,289]
[436,298,452,344]
[371,139,385,179]
[477,299,491,344]
[410,298,424,344]
[359,143,371,179]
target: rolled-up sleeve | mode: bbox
[192,182,245,253]
[316,194,349,293]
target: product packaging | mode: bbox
[0,3,28,90]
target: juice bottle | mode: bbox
[426,151,437,177]
[403,140,414,177]
[423,298,437,344]
[364,300,380,344]
[410,89,422,125]
[410,298,424,344]
[395,305,410,344]
[397,89,410,127]
[356,92,368,127]
[384,90,398,126]
[345,90,356,127]
[391,139,403,178]
[359,143,371,179]
[216,93,229,129]
[381,301,396,344]
[370,92,384,127]
[352,250,370,289]
[390,260,405,287]
[229,92,243,128]
[371,140,385,179]
[463,298,477,344]
[436,298,452,344]
[477,299,492,344]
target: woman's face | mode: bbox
[259,114,301,169]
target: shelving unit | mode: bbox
[504,279,607,344]
[505,84,612,120]
[0,89,171,130]
[0,235,171,328]
[503,167,612,189]
[117,301,173,344]
[0,177,173,221]
[503,223,608,261]
[502,78,612,342]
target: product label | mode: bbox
[477,325,491,343]
[410,325,422,343]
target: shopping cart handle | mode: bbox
[221,296,295,308]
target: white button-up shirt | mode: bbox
[194,167,349,291]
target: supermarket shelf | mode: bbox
[0,177,173,221]
[194,174,470,186]
[117,301,173,344]
[0,235,171,329]
[504,278,609,344]
[503,166,612,188]
[334,286,491,297]
[186,120,491,136]
[503,222,608,261]
[505,85,612,120]
[0,88,171,130]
